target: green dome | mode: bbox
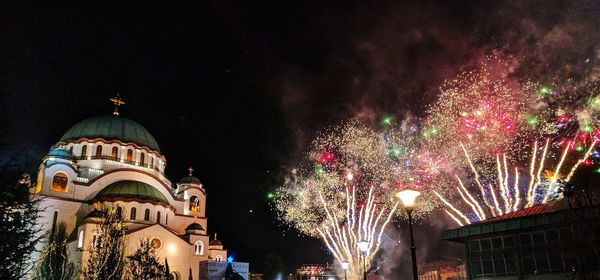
[185,223,204,231]
[95,180,168,204]
[47,148,73,159]
[179,176,201,185]
[60,115,160,152]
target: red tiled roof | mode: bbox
[476,199,570,224]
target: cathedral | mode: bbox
[33,97,234,280]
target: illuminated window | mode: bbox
[144,209,150,221]
[77,230,84,249]
[130,208,136,220]
[140,153,145,165]
[35,171,43,193]
[151,238,162,249]
[156,211,161,224]
[111,147,119,160]
[82,145,87,157]
[95,145,102,158]
[189,196,199,211]
[194,240,204,255]
[126,149,133,163]
[51,173,68,192]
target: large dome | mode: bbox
[60,115,160,152]
[95,180,169,204]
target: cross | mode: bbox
[109,94,126,116]
[188,166,194,176]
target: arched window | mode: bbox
[215,255,223,262]
[130,208,137,220]
[194,240,204,255]
[156,211,161,224]
[51,210,58,234]
[150,157,154,169]
[82,145,87,157]
[144,209,150,221]
[111,147,119,160]
[116,206,122,219]
[51,173,68,192]
[165,214,168,225]
[95,145,103,158]
[189,196,199,212]
[140,153,145,165]
[69,146,73,153]
[126,149,133,163]
[77,230,84,249]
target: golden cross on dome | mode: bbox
[109,94,126,116]
[188,166,194,176]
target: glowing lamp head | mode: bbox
[395,188,421,211]
[357,240,370,254]
[340,261,349,270]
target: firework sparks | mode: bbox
[439,139,598,226]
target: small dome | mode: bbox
[60,115,160,152]
[185,223,204,231]
[210,239,222,246]
[47,148,74,159]
[85,209,104,219]
[179,176,201,185]
[95,180,168,204]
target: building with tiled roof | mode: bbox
[443,199,600,279]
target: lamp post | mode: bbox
[395,188,421,280]
[357,240,370,280]
[340,261,349,280]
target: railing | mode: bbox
[73,156,161,172]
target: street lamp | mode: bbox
[396,188,421,280]
[340,261,349,280]
[357,240,370,280]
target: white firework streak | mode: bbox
[316,186,398,277]
[565,139,598,182]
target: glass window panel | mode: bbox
[469,240,480,252]
[503,236,515,247]
[505,255,518,274]
[482,257,494,276]
[492,237,503,250]
[522,254,536,274]
[480,239,492,251]
[559,228,573,242]
[470,259,483,277]
[493,256,506,276]
[535,252,550,272]
[532,232,545,245]
[548,252,564,272]
[546,230,559,243]
[563,252,577,272]
[520,233,532,246]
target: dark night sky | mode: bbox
[1,0,599,276]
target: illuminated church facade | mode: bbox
[33,98,229,280]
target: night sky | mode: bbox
[1,0,599,276]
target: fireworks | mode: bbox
[275,121,443,277]
[425,57,554,168]
[436,139,597,226]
